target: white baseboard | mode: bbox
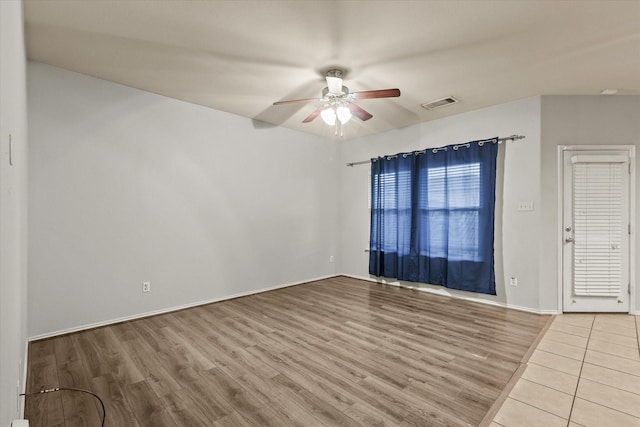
[340,273,560,315]
[20,340,28,417]
[28,274,339,341]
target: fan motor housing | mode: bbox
[325,69,344,79]
[322,86,349,98]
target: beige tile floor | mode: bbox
[491,314,640,427]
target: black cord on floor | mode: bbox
[20,387,106,427]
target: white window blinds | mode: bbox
[571,156,627,297]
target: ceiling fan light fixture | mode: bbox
[274,68,397,126]
[325,69,345,94]
[326,76,343,94]
[321,107,336,125]
[336,105,352,124]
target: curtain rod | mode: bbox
[345,134,526,167]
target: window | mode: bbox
[369,139,498,295]
[423,163,481,261]
[572,158,626,296]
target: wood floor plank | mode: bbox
[123,380,178,427]
[359,374,466,427]
[167,377,231,421]
[25,276,549,426]
[24,392,66,427]
[212,410,254,427]
[90,374,140,427]
[118,334,183,397]
[97,328,146,385]
[25,340,65,426]
[53,334,81,366]
[161,388,221,427]
[57,361,103,427]
[233,371,330,426]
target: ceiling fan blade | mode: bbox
[273,97,322,106]
[347,103,373,121]
[351,88,401,100]
[302,106,326,123]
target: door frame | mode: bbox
[557,145,636,314]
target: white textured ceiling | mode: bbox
[24,0,640,140]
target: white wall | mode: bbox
[339,97,543,311]
[28,62,339,337]
[540,95,640,313]
[0,0,29,423]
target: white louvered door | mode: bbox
[563,150,630,312]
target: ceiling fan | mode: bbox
[273,69,400,128]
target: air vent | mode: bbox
[421,96,459,110]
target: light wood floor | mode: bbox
[25,276,549,427]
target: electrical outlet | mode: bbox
[510,277,518,286]
[142,281,151,293]
[329,255,335,263]
[517,201,534,211]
